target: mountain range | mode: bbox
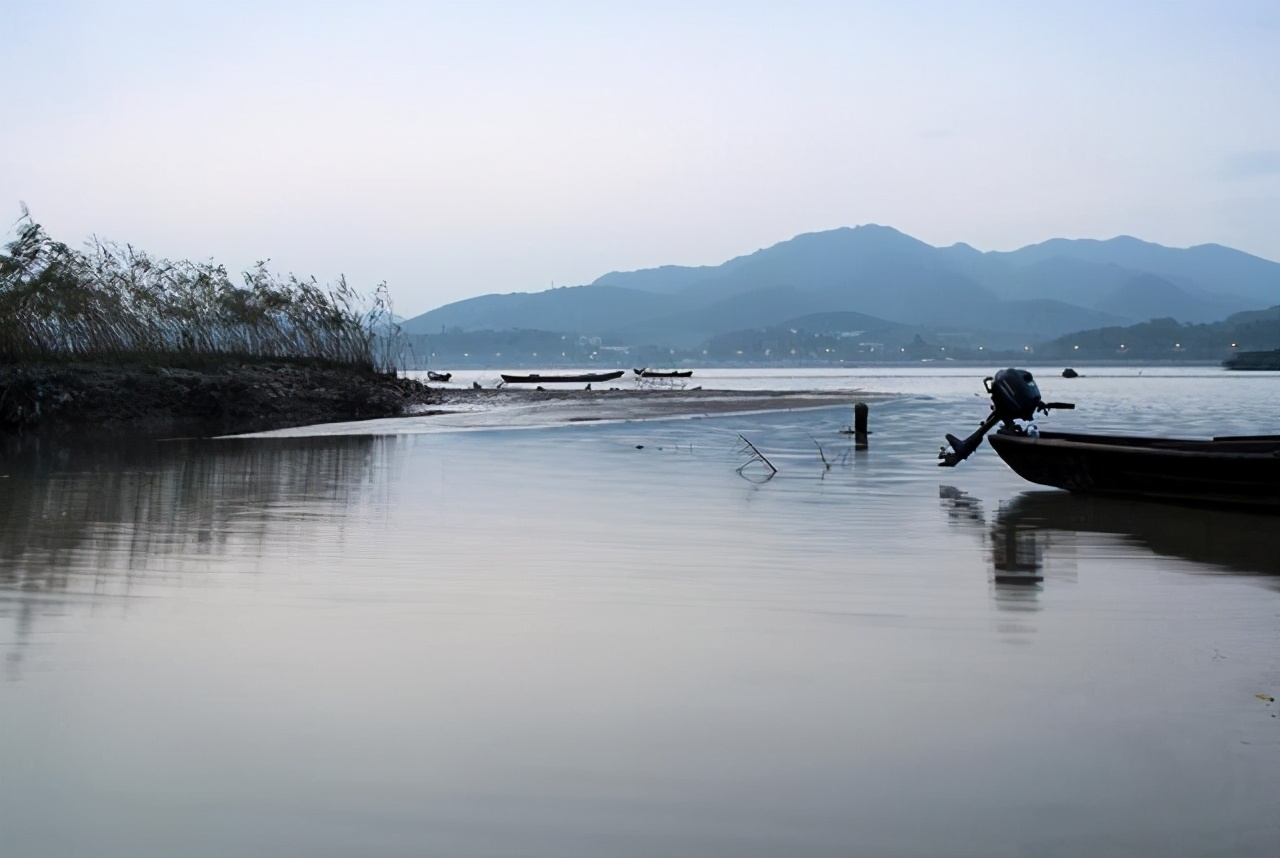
[401,226,1280,351]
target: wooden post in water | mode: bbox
[854,402,869,450]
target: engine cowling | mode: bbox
[988,368,1043,423]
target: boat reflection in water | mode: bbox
[989,505,1044,585]
[940,486,1050,640]
[942,485,1280,600]
[995,490,1280,582]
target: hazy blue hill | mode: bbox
[592,260,750,294]
[983,298,1128,341]
[780,310,916,332]
[1093,273,1245,324]
[676,225,985,303]
[967,255,1133,307]
[400,284,675,334]
[397,225,1279,354]
[933,240,1269,321]
[606,285,834,350]
[592,225,981,308]
[1038,304,1280,361]
[587,226,1170,334]
[1002,236,1280,305]
[1224,305,1280,325]
[654,225,1013,332]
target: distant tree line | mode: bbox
[1035,310,1280,361]
[402,329,629,368]
[0,208,400,371]
[410,306,1280,369]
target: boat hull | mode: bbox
[500,370,625,384]
[988,430,1280,509]
[633,368,693,378]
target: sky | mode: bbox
[2,0,1278,317]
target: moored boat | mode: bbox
[426,371,452,382]
[500,370,625,384]
[938,368,1280,509]
[1224,349,1280,370]
[633,367,693,378]
[988,429,1280,508]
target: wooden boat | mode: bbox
[988,429,1280,509]
[633,368,693,378]
[500,370,624,384]
[939,368,1280,509]
[1224,349,1280,370]
[426,371,452,382]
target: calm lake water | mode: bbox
[2,367,1278,858]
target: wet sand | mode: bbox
[245,386,895,436]
[433,385,891,417]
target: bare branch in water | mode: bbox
[735,433,777,477]
[811,435,831,472]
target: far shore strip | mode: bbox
[422,387,897,420]
[235,387,899,437]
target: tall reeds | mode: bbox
[0,209,401,371]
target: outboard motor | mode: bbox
[939,368,1074,467]
[989,367,1044,422]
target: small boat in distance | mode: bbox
[938,368,1280,509]
[1224,348,1280,370]
[500,370,625,384]
[426,371,452,382]
[633,368,693,378]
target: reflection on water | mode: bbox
[0,434,398,677]
[3,377,1279,858]
[996,490,1280,581]
[941,484,1279,587]
[940,486,1046,634]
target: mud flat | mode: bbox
[243,385,893,436]
[0,361,441,438]
[437,385,887,418]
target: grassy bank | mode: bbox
[1,210,434,436]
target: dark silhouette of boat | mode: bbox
[500,370,624,384]
[1224,349,1280,370]
[940,368,1280,509]
[426,371,452,382]
[988,430,1280,509]
[633,368,693,378]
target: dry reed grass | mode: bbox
[1,207,402,372]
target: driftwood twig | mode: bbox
[735,433,777,476]
[811,436,831,472]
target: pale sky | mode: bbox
[3,0,1278,317]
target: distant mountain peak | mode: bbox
[401,224,1278,344]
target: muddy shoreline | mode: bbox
[236,385,892,436]
[0,361,442,439]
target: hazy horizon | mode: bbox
[3,0,1278,317]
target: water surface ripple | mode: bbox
[1,367,1277,858]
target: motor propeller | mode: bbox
[938,368,1074,467]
